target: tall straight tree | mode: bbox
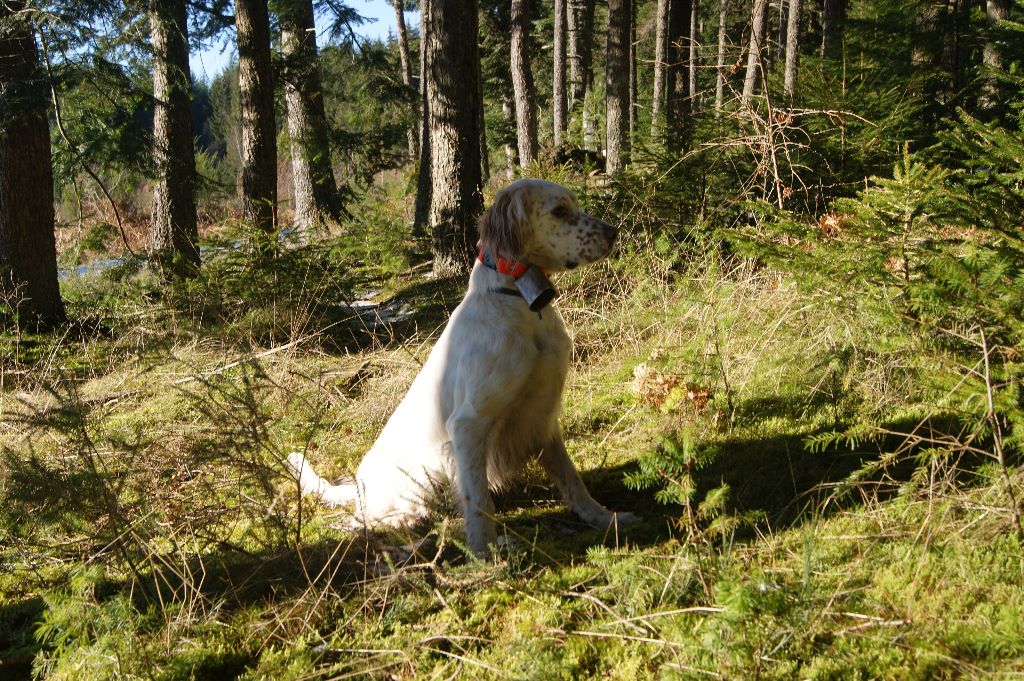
[568,0,596,146]
[651,0,669,128]
[392,0,417,157]
[149,0,199,278]
[629,0,637,136]
[426,0,484,275]
[606,0,631,173]
[783,0,801,97]
[688,0,699,106]
[715,0,730,110]
[511,0,537,166]
[236,0,277,232]
[0,0,66,328]
[476,51,488,182]
[413,0,431,234]
[553,0,567,145]
[666,0,693,131]
[741,0,770,103]
[820,0,843,57]
[501,93,519,170]
[280,0,341,235]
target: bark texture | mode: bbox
[553,0,568,145]
[568,0,596,146]
[280,0,341,236]
[509,0,536,163]
[667,0,693,130]
[606,0,631,174]
[413,0,431,235]
[629,0,637,136]
[235,0,277,232]
[689,0,699,107]
[0,0,66,328]
[820,0,843,57]
[502,93,519,171]
[426,0,484,275]
[149,0,199,278]
[783,0,801,97]
[741,0,770,103]
[476,53,489,183]
[715,0,730,110]
[392,0,417,157]
[651,0,669,128]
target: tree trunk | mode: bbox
[715,0,730,110]
[651,0,669,129]
[477,53,489,183]
[783,0,800,97]
[689,0,699,110]
[511,0,538,166]
[942,0,969,97]
[280,0,341,236]
[629,0,637,136]
[667,0,693,131]
[980,0,1010,110]
[0,0,66,329]
[149,0,199,279]
[820,0,843,57]
[392,0,417,158]
[606,0,631,174]
[553,0,568,146]
[235,0,277,233]
[777,0,787,60]
[741,0,770,103]
[568,0,596,139]
[413,0,431,235]
[502,93,519,171]
[427,0,484,275]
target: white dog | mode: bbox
[288,179,637,557]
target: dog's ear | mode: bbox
[478,184,531,260]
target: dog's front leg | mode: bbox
[447,410,497,557]
[539,432,640,528]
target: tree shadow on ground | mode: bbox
[688,407,968,534]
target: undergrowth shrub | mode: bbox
[726,108,1024,531]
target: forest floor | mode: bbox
[2,179,1023,680]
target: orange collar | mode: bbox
[477,248,532,278]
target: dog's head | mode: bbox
[477,179,617,272]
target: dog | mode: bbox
[288,179,638,557]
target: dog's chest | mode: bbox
[516,318,571,408]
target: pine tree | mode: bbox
[426,0,484,275]
[553,0,568,145]
[279,0,342,236]
[606,0,631,173]
[511,0,538,166]
[236,0,277,233]
[0,0,67,328]
[149,0,199,278]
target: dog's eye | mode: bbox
[551,205,571,220]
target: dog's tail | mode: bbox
[286,452,358,507]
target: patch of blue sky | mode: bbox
[192,1,420,82]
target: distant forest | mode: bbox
[0,0,1021,327]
